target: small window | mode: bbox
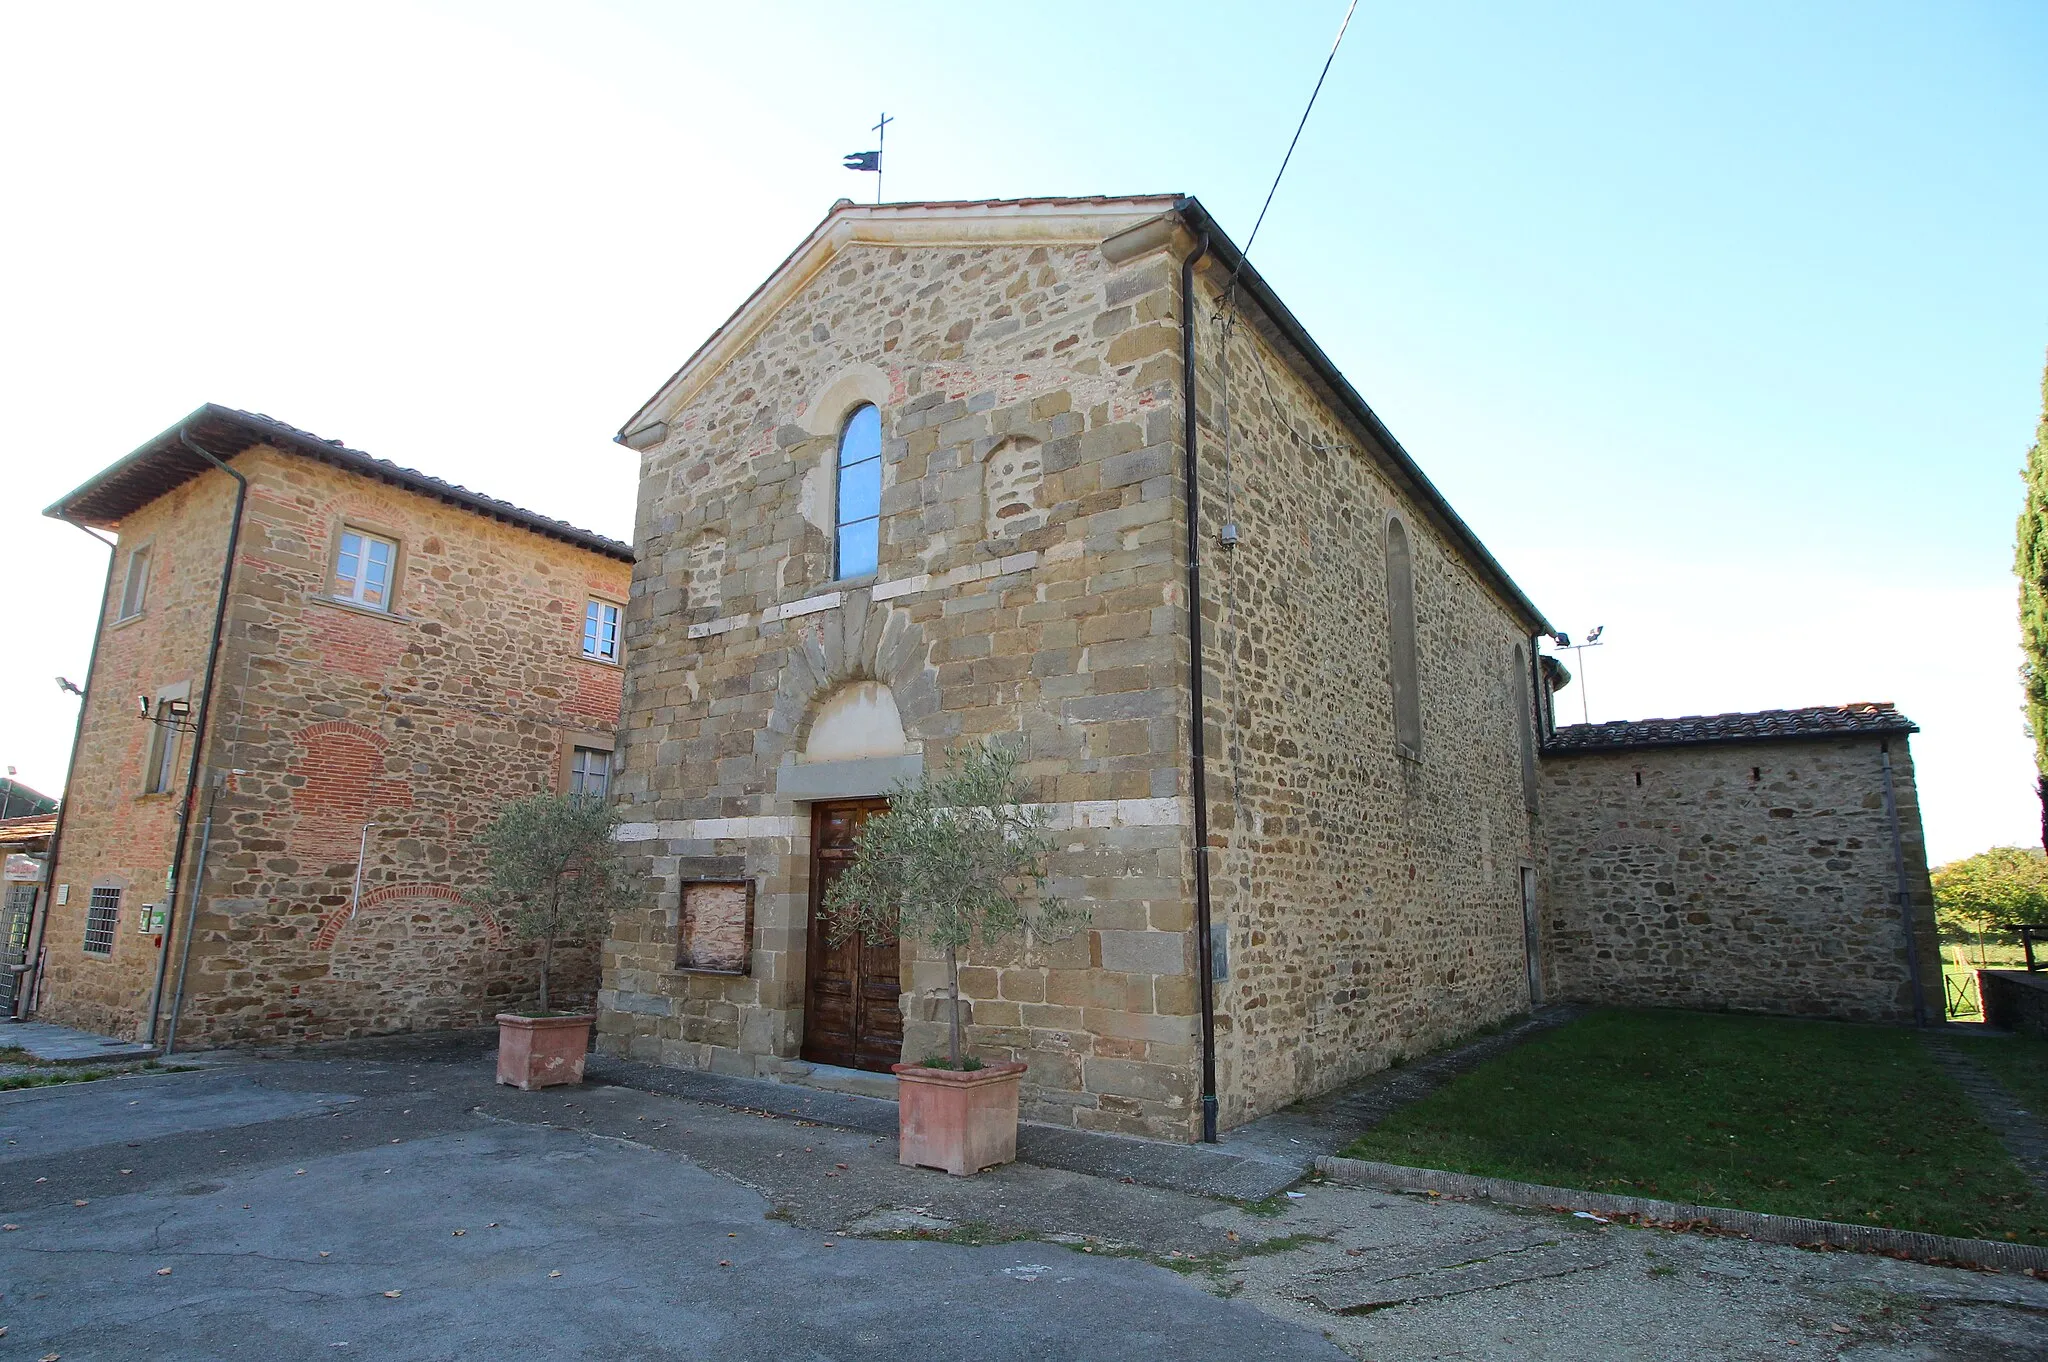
[83,887,120,957]
[1386,517,1423,756]
[834,404,882,579]
[144,702,180,795]
[333,529,396,610]
[118,546,151,620]
[582,599,621,662]
[569,746,611,799]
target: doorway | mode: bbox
[801,799,902,1072]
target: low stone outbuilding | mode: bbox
[1538,703,1940,1025]
[34,406,634,1046]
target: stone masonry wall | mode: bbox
[1539,735,1941,1023]
[37,474,236,1037]
[40,449,630,1044]
[604,222,1210,1139]
[1187,269,1545,1127]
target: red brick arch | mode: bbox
[313,883,505,950]
[291,721,411,861]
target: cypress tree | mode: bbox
[2017,350,2048,848]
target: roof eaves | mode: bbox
[46,406,634,563]
[1171,196,1551,636]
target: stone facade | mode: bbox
[1538,733,1940,1023]
[601,198,1550,1139]
[1188,277,1547,1128]
[39,420,632,1045]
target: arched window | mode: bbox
[1386,516,1422,757]
[835,404,882,578]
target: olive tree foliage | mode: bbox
[2015,350,2048,848]
[476,793,631,1014]
[1932,846,2048,965]
[820,744,1088,1067]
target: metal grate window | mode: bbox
[83,887,120,957]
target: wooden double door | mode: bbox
[801,799,903,1072]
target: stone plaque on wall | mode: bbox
[677,881,753,975]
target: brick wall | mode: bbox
[36,474,235,1036]
[1538,735,1941,1023]
[39,447,630,1044]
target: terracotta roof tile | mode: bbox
[1545,703,1918,754]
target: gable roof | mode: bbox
[45,405,634,562]
[616,194,1549,634]
[0,813,58,849]
[1545,702,1918,755]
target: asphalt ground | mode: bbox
[3,1032,2045,1360]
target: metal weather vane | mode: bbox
[842,111,892,204]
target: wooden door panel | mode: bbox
[802,799,900,1072]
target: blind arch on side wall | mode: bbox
[1386,516,1423,757]
[1514,643,1538,811]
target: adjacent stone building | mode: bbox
[34,406,634,1046]
[1538,704,1941,1025]
[600,196,1556,1139]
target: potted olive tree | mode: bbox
[478,791,629,1090]
[822,743,1086,1175]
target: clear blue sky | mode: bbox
[2,1,2042,859]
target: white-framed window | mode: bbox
[83,886,120,957]
[333,529,397,610]
[118,545,151,620]
[144,702,180,795]
[583,599,621,662]
[834,404,882,579]
[569,745,611,799]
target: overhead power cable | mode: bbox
[1233,0,1361,281]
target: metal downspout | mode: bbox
[141,430,247,1046]
[1879,740,1929,1028]
[161,778,219,1056]
[16,523,118,1018]
[1180,230,1221,1143]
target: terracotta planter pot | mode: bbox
[891,1060,1027,1176]
[495,1012,594,1090]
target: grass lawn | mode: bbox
[1340,1008,2046,1245]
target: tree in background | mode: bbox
[2015,350,2048,848]
[477,793,629,1013]
[1932,846,2048,965]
